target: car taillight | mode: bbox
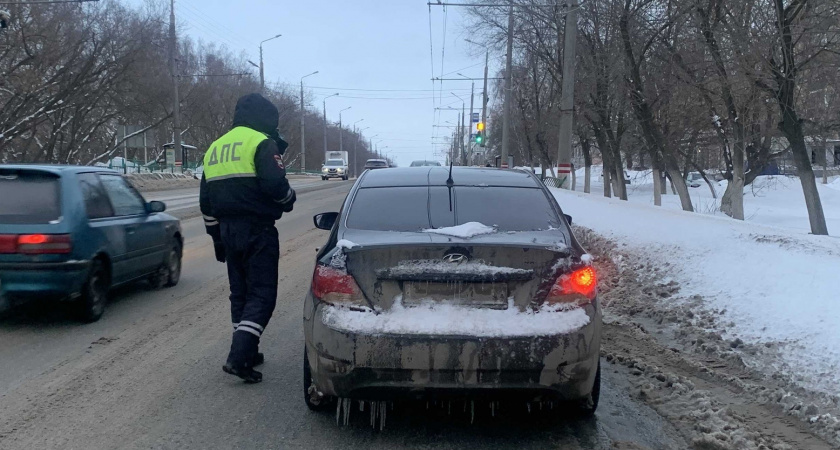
[16,234,72,254]
[0,235,16,254]
[311,265,368,309]
[545,266,598,307]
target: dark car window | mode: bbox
[346,187,430,231]
[78,173,115,219]
[454,187,561,231]
[0,171,61,224]
[99,175,146,216]
[347,185,561,232]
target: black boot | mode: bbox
[222,364,263,383]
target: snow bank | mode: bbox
[422,222,496,238]
[573,168,840,234]
[552,188,840,394]
[321,300,590,337]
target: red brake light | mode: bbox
[545,266,598,307]
[311,265,368,309]
[18,234,48,245]
[17,234,72,254]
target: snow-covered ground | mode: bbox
[551,172,840,395]
[572,165,840,233]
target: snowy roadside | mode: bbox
[551,187,840,447]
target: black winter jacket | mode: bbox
[199,94,296,240]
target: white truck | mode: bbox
[321,151,349,181]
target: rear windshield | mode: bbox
[346,186,561,232]
[366,161,387,166]
[0,171,62,224]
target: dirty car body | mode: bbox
[304,167,601,409]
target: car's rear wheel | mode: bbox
[571,360,601,417]
[78,259,109,323]
[303,347,335,411]
[164,241,182,287]
[149,240,182,289]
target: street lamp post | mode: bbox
[368,135,379,166]
[457,74,476,165]
[323,93,339,160]
[299,71,318,173]
[338,107,352,153]
[258,34,282,93]
[451,92,466,165]
[352,120,365,177]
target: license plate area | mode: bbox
[402,281,509,309]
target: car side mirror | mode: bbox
[563,214,573,225]
[313,212,339,230]
[147,201,166,214]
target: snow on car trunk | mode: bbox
[321,297,591,337]
[341,237,571,312]
[551,187,840,395]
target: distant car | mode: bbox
[0,165,183,322]
[321,159,348,181]
[304,167,601,417]
[409,160,442,167]
[686,172,704,188]
[363,159,389,170]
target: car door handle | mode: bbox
[126,226,137,235]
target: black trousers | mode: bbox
[220,220,279,369]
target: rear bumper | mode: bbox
[0,260,91,303]
[304,295,602,401]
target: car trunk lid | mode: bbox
[339,231,571,311]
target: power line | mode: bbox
[179,0,255,50]
[178,11,250,53]
[309,86,472,92]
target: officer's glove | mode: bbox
[213,241,226,263]
[279,188,296,213]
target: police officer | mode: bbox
[199,93,296,383]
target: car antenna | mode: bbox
[446,159,454,211]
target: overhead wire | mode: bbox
[177,8,253,53]
[179,0,256,50]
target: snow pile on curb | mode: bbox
[423,222,496,238]
[125,172,199,193]
[321,299,590,337]
[553,188,840,396]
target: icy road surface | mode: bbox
[0,180,832,449]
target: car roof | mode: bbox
[0,164,118,175]
[358,167,542,188]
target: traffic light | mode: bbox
[474,131,484,145]
[475,122,486,147]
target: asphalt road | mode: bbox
[0,180,686,450]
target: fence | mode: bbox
[105,159,201,174]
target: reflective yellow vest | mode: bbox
[203,126,268,181]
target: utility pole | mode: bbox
[339,107,351,153]
[352,120,364,177]
[299,71,318,172]
[323,93,339,161]
[168,0,181,172]
[501,5,514,169]
[468,81,474,165]
[556,2,578,189]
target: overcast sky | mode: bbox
[127,0,502,167]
